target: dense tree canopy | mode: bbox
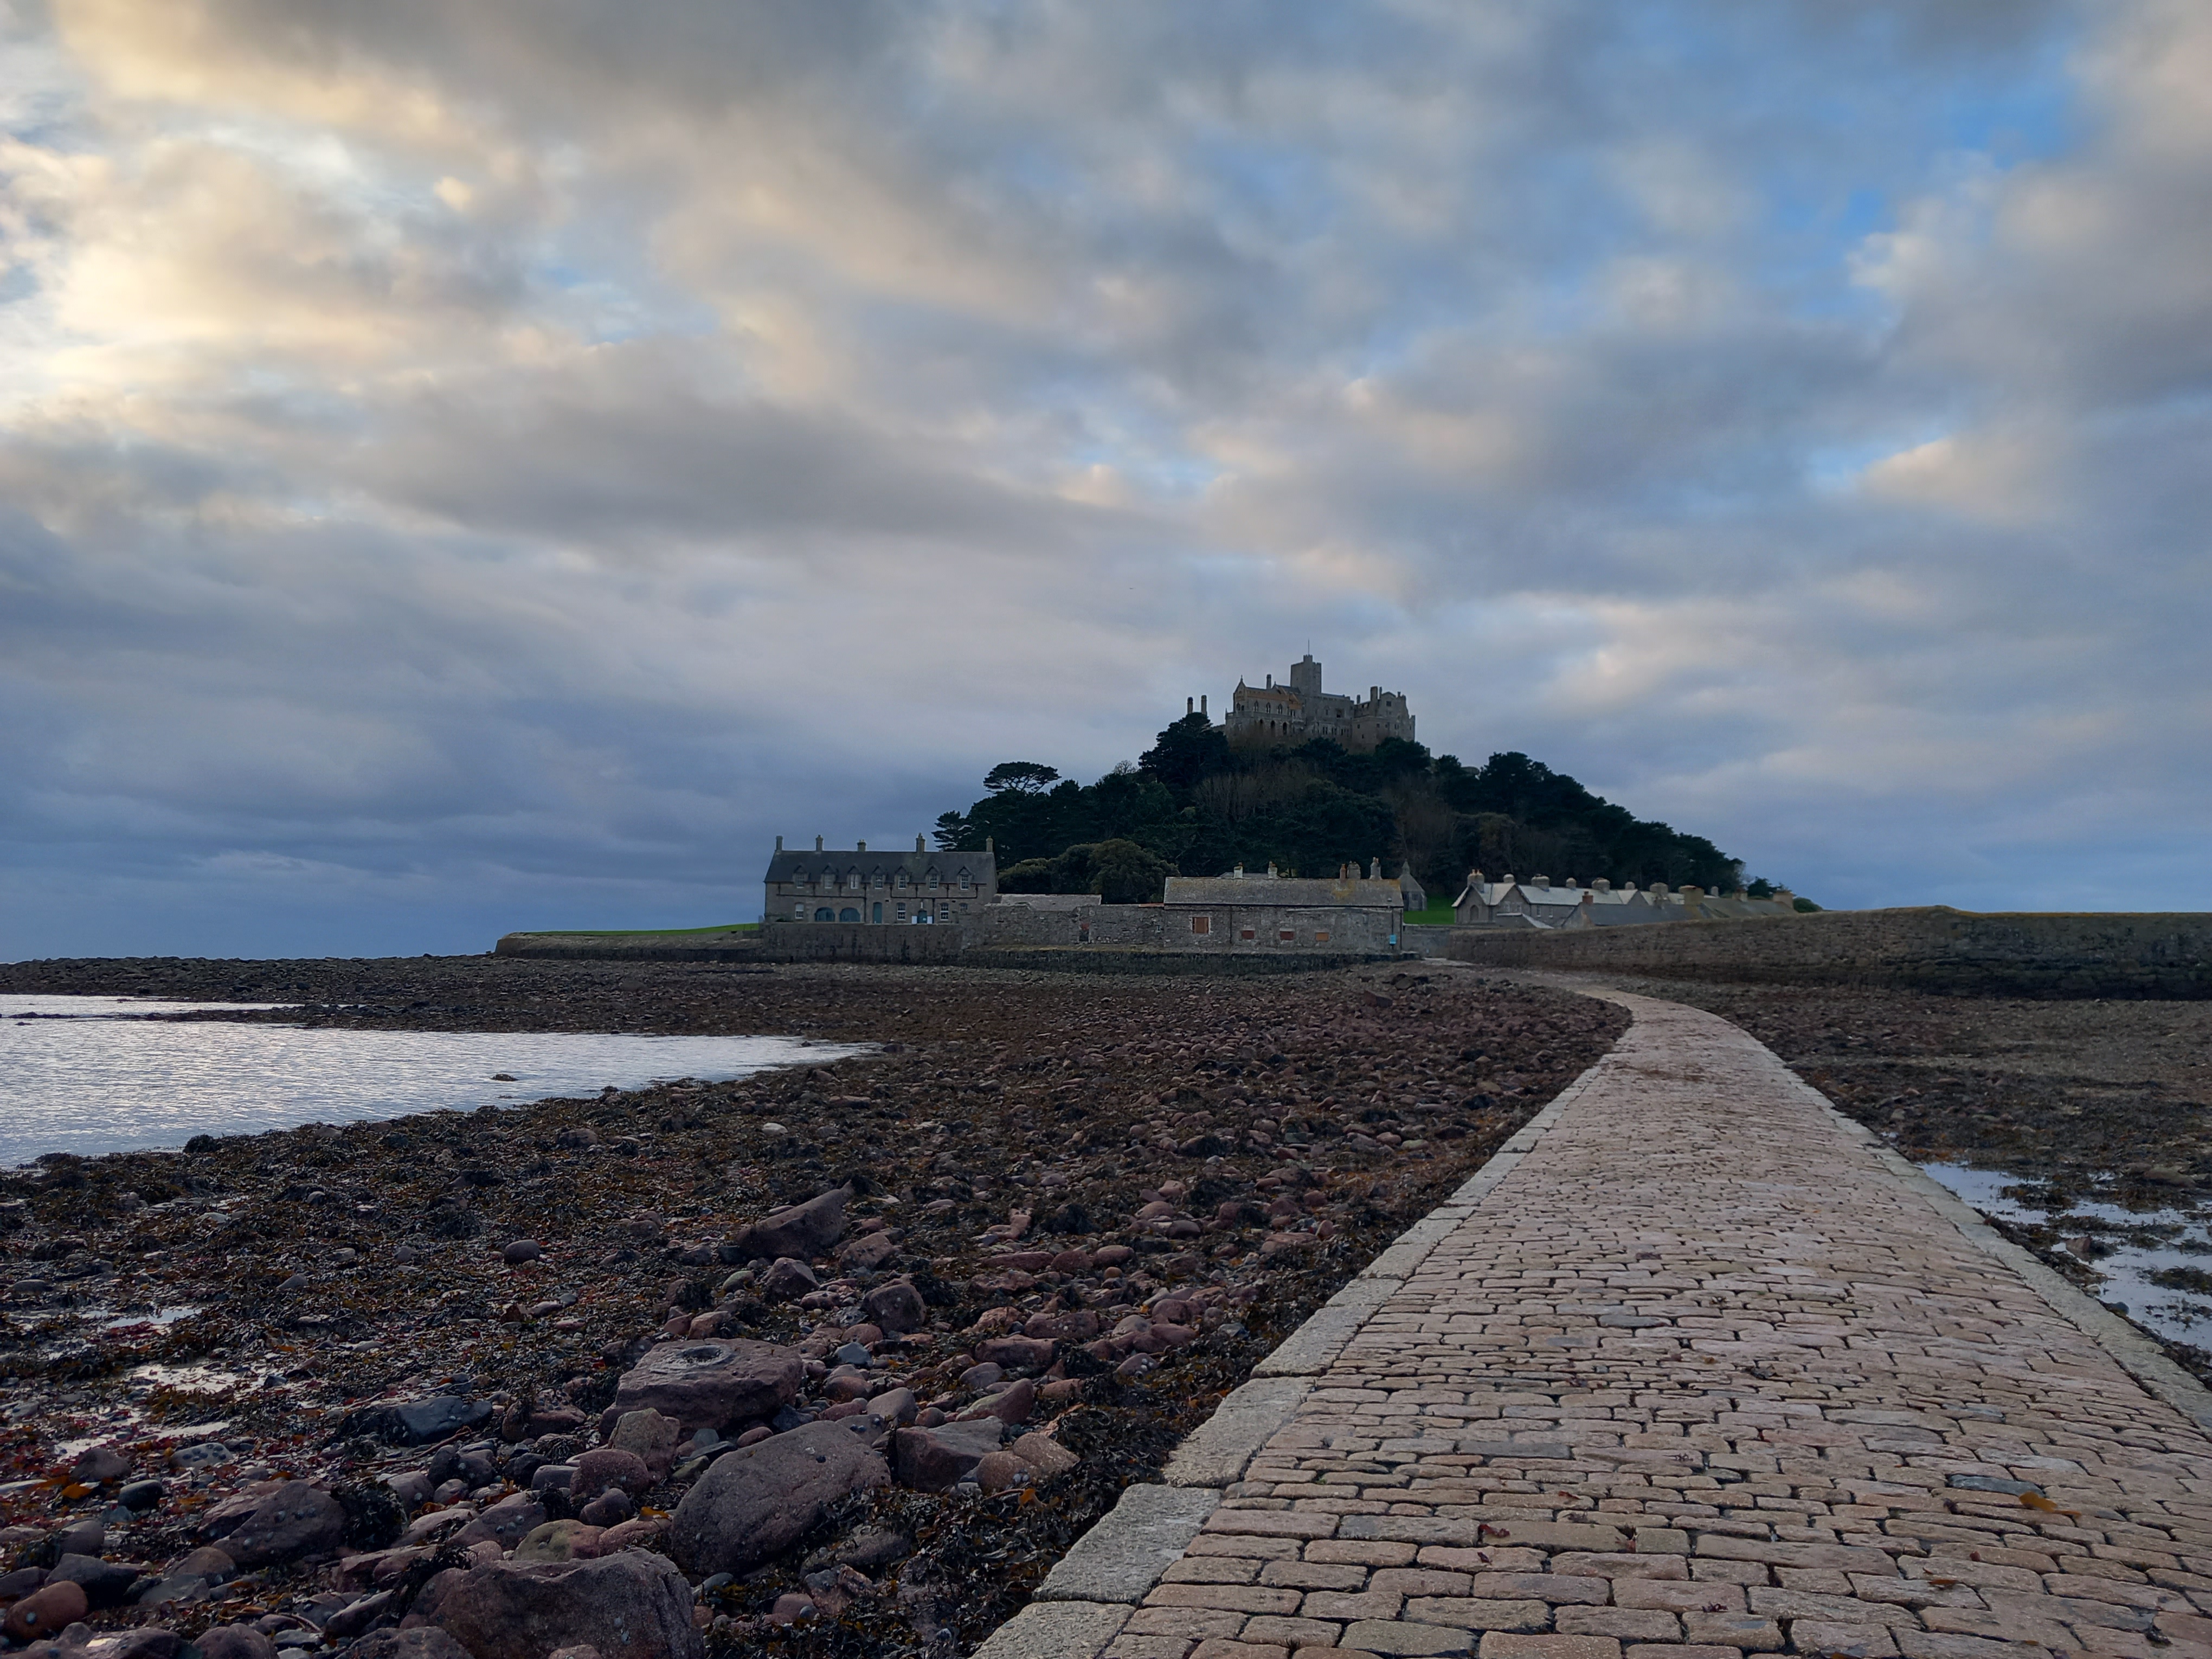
[937,717,1757,901]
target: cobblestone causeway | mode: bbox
[1102,992,2212,1659]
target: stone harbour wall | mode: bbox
[498,901,1410,964]
[1439,905,2212,997]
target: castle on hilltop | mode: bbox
[1219,653,1415,754]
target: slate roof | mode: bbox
[1161,873,1405,909]
[764,848,995,884]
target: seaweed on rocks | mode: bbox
[0,955,1625,1656]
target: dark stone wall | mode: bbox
[1439,908,2212,998]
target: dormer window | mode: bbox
[957,869,972,892]
[927,869,941,891]
[896,870,909,891]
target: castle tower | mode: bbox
[1288,654,1322,700]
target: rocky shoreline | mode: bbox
[0,957,1626,1658]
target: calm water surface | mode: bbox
[1,995,856,1166]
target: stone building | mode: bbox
[1221,654,1414,753]
[1153,859,1409,951]
[763,835,996,925]
[1451,872,1796,929]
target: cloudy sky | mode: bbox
[3,0,2208,958]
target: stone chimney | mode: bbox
[1592,878,1611,892]
[775,834,783,851]
[1367,857,1381,879]
[857,840,866,853]
[1201,694,1207,716]
[1187,696,1194,715]
[1532,874,1550,889]
[915,834,925,852]
[815,834,824,852]
[1266,862,1278,878]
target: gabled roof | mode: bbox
[1161,873,1405,909]
[764,848,995,883]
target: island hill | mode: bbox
[502,653,1807,962]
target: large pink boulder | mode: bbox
[669,1419,889,1577]
[423,1552,700,1659]
[612,1339,805,1433]
[730,1186,850,1262]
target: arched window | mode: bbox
[813,907,835,922]
[839,906,860,923]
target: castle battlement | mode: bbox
[1220,653,1414,754]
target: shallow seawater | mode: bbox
[1920,1161,2212,1346]
[0,995,859,1166]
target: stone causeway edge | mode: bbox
[1563,978,2212,1441]
[970,1013,1616,1659]
[1793,1058,2212,1436]
[970,972,2212,1659]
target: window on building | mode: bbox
[938,900,950,920]
[1190,916,1211,935]
[896,902,907,922]
[896,871,909,890]
[840,906,860,922]
[927,870,940,890]
[1315,930,1330,943]
[1240,927,1256,941]
[872,902,883,923]
[814,907,835,922]
[793,903,805,920]
[958,870,971,891]
[1278,928,1296,943]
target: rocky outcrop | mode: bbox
[202,1482,345,1568]
[669,1419,889,1577]
[424,1553,700,1659]
[611,1339,805,1433]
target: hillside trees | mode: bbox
[936,718,1747,899]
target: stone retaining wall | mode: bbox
[496,925,967,963]
[1439,905,2212,996]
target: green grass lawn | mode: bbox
[511,921,761,937]
[1402,904,1458,925]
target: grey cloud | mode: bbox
[4,0,2209,956]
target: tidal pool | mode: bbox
[1,995,858,1166]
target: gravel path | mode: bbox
[1030,989,2212,1659]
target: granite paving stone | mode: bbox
[1108,991,2212,1659]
